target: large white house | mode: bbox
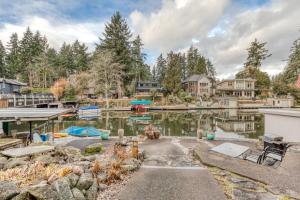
[216,78,256,99]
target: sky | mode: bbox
[0,0,300,79]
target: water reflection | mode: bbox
[61,109,264,139]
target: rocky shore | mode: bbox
[0,141,143,200]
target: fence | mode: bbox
[0,94,55,108]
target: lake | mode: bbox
[62,109,264,139]
[11,109,264,139]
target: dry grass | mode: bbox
[91,160,102,177]
[0,161,59,187]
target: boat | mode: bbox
[78,106,101,119]
[130,100,152,112]
[64,126,103,137]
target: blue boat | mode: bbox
[65,126,103,137]
[130,100,152,105]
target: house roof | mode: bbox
[0,108,70,122]
[183,74,214,83]
[0,78,27,86]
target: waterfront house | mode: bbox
[216,78,256,98]
[135,81,163,94]
[182,74,215,98]
[0,78,27,95]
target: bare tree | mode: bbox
[72,72,92,100]
[91,50,124,109]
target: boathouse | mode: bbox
[0,78,27,94]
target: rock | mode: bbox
[0,181,20,200]
[98,183,108,191]
[229,177,259,190]
[97,172,108,183]
[5,157,29,169]
[138,149,146,161]
[233,188,258,200]
[72,166,84,176]
[47,174,59,184]
[85,180,98,200]
[76,173,94,190]
[72,188,85,200]
[122,158,141,167]
[120,158,141,172]
[73,161,91,171]
[10,192,29,200]
[68,173,80,188]
[84,143,103,155]
[120,164,138,172]
[27,182,59,200]
[53,177,75,200]
[81,155,96,162]
[0,156,8,169]
[54,146,82,162]
[34,154,58,165]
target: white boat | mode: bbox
[78,106,101,119]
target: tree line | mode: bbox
[0,11,151,97]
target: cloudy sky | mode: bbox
[0,0,299,79]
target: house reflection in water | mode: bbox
[215,109,259,134]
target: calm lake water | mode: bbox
[59,109,264,138]
[11,109,264,139]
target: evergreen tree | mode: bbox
[244,38,271,68]
[72,40,89,71]
[58,42,74,77]
[206,59,216,78]
[0,41,6,77]
[131,35,147,81]
[180,53,187,80]
[186,46,210,76]
[280,38,300,84]
[46,48,58,85]
[156,54,167,84]
[97,11,132,89]
[6,33,20,78]
[163,52,182,94]
[152,65,157,81]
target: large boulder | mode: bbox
[0,181,20,200]
[0,156,8,170]
[27,182,59,200]
[54,146,82,162]
[85,180,98,200]
[34,154,59,165]
[72,188,85,200]
[5,157,29,169]
[76,173,94,190]
[53,177,75,200]
[68,173,80,188]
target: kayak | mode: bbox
[64,126,103,137]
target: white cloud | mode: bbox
[130,0,300,79]
[0,16,104,51]
[130,0,230,53]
